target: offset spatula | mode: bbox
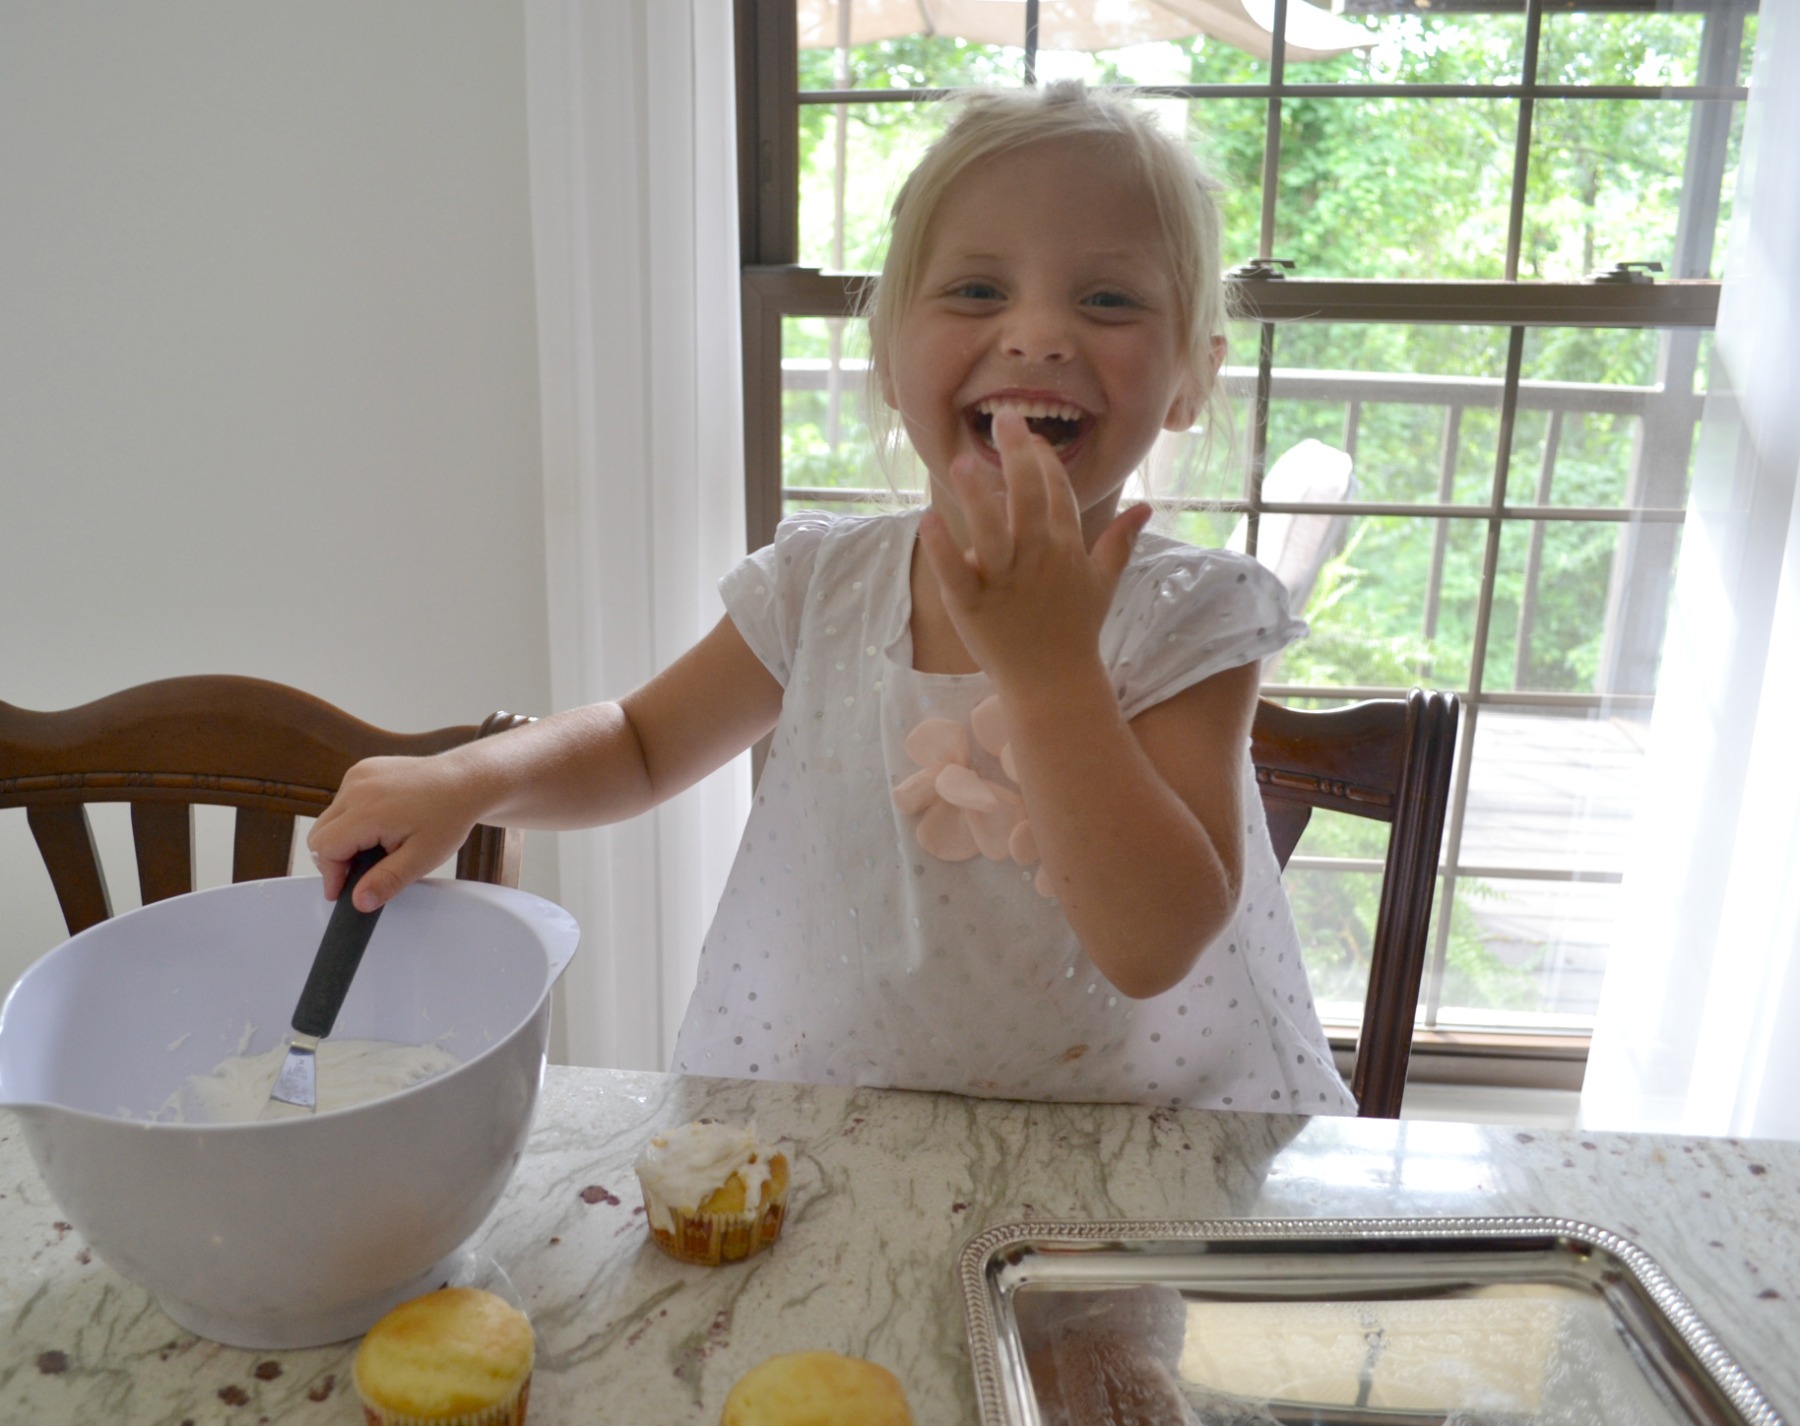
[261,847,386,1120]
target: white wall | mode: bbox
[0,5,557,994]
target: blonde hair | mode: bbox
[863,82,1233,483]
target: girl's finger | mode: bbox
[315,854,350,903]
[1091,501,1154,588]
[991,409,1049,539]
[918,507,981,606]
[948,451,1013,577]
[310,834,385,903]
[993,409,1077,542]
[350,847,425,913]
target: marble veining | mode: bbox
[3,1066,1795,1424]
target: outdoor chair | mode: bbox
[0,675,531,937]
[1227,437,1355,618]
[1251,688,1460,1118]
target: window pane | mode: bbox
[1485,519,1620,695]
[1458,708,1648,876]
[1505,326,1705,510]
[1183,98,1272,270]
[1258,322,1511,506]
[1525,97,1746,281]
[1537,9,1712,88]
[1485,518,1688,701]
[1285,860,1383,1017]
[1434,875,1619,1026]
[1150,426,1246,515]
[1037,37,1264,88]
[798,31,1022,91]
[1294,805,1392,863]
[1165,504,1240,552]
[1274,515,1477,690]
[781,316,898,519]
[1339,4,1526,86]
[1274,97,1517,280]
[799,101,948,271]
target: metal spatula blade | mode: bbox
[266,1036,320,1114]
[261,847,386,1121]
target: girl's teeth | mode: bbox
[978,399,1083,422]
[972,401,1084,450]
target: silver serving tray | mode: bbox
[959,1217,1784,1426]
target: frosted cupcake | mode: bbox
[634,1118,789,1266]
[354,1287,534,1426]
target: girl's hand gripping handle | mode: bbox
[291,847,385,1040]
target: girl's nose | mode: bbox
[1000,303,1073,364]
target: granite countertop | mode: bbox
[4,1064,1796,1423]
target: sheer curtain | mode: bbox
[1581,3,1800,1140]
[524,0,750,1069]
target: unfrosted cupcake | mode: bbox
[353,1287,534,1426]
[721,1351,913,1426]
[634,1118,789,1266]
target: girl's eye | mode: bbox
[949,281,1002,301]
[1085,290,1136,310]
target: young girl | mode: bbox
[309,83,1355,1115]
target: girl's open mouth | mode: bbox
[969,398,1090,454]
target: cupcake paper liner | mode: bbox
[646,1193,787,1266]
[358,1376,531,1426]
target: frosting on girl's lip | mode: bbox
[968,395,1093,454]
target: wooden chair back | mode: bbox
[0,675,530,938]
[1250,688,1459,1118]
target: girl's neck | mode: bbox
[908,536,981,675]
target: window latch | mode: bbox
[1228,258,1297,280]
[1586,261,1663,285]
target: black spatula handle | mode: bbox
[292,847,386,1039]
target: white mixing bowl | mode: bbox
[0,876,579,1349]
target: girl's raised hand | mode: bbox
[919,407,1150,692]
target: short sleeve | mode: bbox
[718,512,834,687]
[1105,539,1307,720]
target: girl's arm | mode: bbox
[919,409,1263,997]
[1003,657,1260,999]
[306,615,783,911]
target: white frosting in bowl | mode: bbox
[163,1038,461,1124]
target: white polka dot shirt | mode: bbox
[671,509,1355,1114]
